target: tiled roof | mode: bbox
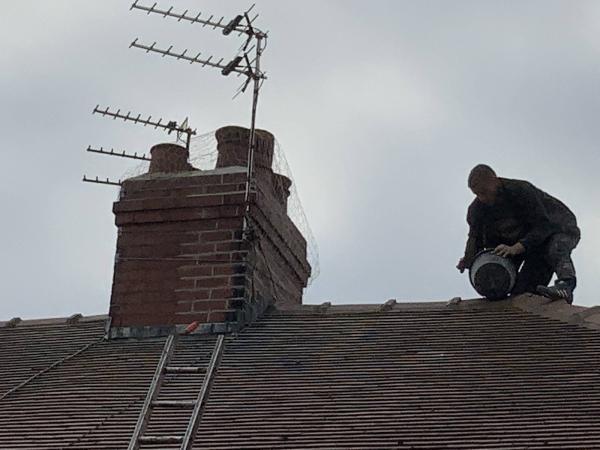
[1,296,600,449]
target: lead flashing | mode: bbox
[107,321,238,340]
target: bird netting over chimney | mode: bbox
[120,129,320,285]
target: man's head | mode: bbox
[468,164,501,205]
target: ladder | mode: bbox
[128,333,225,450]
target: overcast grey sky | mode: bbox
[1,0,599,319]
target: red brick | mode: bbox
[112,279,193,295]
[206,183,245,194]
[174,289,211,302]
[119,219,219,233]
[114,197,180,213]
[118,245,182,259]
[210,287,234,299]
[196,194,231,207]
[178,265,214,278]
[222,193,246,205]
[111,301,173,315]
[114,260,181,275]
[207,310,237,323]
[201,230,233,242]
[194,276,231,289]
[192,252,239,263]
[116,231,194,246]
[113,268,176,283]
[213,264,247,276]
[216,218,244,229]
[113,310,175,325]
[115,212,135,226]
[134,208,202,224]
[222,173,247,183]
[173,311,210,323]
[215,241,247,252]
[192,300,229,312]
[174,301,193,314]
[200,205,243,219]
[178,243,216,255]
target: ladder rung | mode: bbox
[139,435,183,444]
[152,400,196,408]
[164,366,206,374]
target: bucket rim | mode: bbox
[468,248,517,293]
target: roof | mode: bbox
[1,295,600,449]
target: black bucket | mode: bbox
[469,249,517,300]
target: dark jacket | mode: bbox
[465,178,578,263]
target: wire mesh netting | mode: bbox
[121,131,320,285]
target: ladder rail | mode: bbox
[128,334,177,450]
[180,334,226,450]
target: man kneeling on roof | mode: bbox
[457,164,580,304]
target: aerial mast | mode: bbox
[129,1,269,231]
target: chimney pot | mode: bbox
[215,126,274,170]
[149,143,194,174]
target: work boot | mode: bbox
[536,279,575,305]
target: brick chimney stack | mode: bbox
[108,126,311,337]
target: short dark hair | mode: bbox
[468,164,497,188]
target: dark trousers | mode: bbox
[512,228,580,295]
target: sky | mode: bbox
[1,0,599,319]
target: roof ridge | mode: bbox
[0,314,108,328]
[271,298,510,316]
[271,296,600,331]
[3,297,599,331]
[510,294,600,330]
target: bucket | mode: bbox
[469,249,518,300]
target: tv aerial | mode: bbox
[128,1,268,213]
[84,0,269,210]
[83,105,196,186]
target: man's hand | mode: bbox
[493,242,525,258]
[456,258,467,273]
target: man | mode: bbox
[457,164,580,304]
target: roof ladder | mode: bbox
[128,333,226,450]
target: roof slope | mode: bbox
[1,297,600,449]
[0,317,106,399]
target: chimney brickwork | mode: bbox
[108,126,311,333]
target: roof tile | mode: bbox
[0,299,599,449]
